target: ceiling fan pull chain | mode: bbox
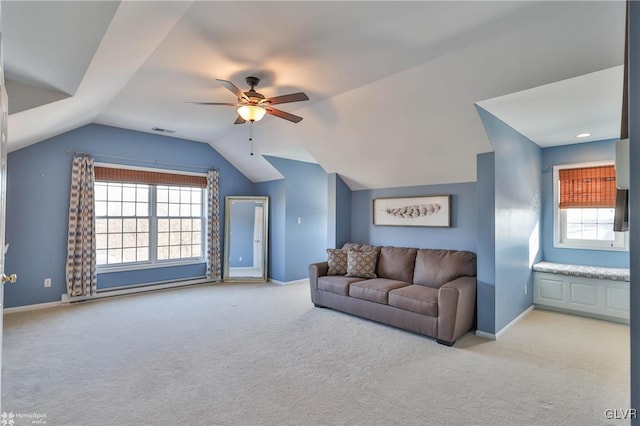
[249,121,254,156]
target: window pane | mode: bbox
[157,246,169,260]
[180,189,191,204]
[137,233,149,247]
[122,233,137,248]
[598,208,614,223]
[122,202,136,216]
[182,220,192,231]
[108,219,122,233]
[169,246,181,259]
[191,204,201,217]
[582,224,597,239]
[137,247,149,262]
[96,219,108,234]
[96,234,107,249]
[137,186,149,202]
[138,219,149,232]
[107,184,122,201]
[123,219,137,233]
[123,186,136,202]
[122,248,136,263]
[137,202,149,216]
[181,245,192,258]
[158,219,169,232]
[107,202,122,216]
[169,204,180,216]
[192,244,201,257]
[108,249,122,264]
[181,232,192,245]
[582,209,598,224]
[567,224,582,239]
[95,183,107,200]
[96,249,107,265]
[158,232,169,246]
[169,189,180,203]
[108,233,122,249]
[157,202,168,217]
[180,204,191,217]
[170,219,181,232]
[193,220,201,231]
[170,232,180,245]
[157,187,168,202]
[598,224,614,240]
[192,232,201,244]
[95,201,107,216]
[566,208,582,224]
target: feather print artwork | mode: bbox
[385,203,441,219]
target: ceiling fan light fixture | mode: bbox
[237,105,266,122]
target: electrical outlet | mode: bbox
[239,256,242,262]
[44,278,52,288]
[524,285,528,295]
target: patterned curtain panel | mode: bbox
[65,156,97,297]
[206,170,221,280]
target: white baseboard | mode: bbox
[62,277,216,304]
[269,278,308,286]
[4,301,62,314]
[475,305,534,340]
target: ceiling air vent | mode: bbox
[152,127,176,134]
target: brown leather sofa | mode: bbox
[308,243,477,345]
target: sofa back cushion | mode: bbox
[413,249,477,288]
[376,246,417,283]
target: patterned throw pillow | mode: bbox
[327,249,348,275]
[346,250,378,279]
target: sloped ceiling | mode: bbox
[2,1,625,190]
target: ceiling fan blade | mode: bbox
[185,102,239,106]
[216,79,249,101]
[234,116,246,125]
[263,92,309,106]
[265,107,303,123]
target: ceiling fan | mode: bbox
[188,76,309,124]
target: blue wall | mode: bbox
[628,1,639,419]
[4,124,254,307]
[264,157,328,282]
[477,106,542,334]
[351,182,477,252]
[541,139,629,268]
[476,152,496,334]
[327,173,352,249]
[254,179,286,281]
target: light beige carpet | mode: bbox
[1,281,630,425]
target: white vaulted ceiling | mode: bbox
[2,1,626,189]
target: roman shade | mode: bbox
[95,167,207,188]
[558,165,616,209]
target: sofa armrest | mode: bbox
[437,276,476,344]
[308,262,329,304]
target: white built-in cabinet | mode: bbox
[534,272,629,323]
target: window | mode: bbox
[94,166,207,269]
[554,162,626,251]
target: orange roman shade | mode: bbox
[95,167,207,188]
[558,165,616,209]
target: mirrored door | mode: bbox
[223,196,268,282]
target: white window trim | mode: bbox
[552,161,628,252]
[94,163,209,272]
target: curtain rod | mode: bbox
[67,151,216,171]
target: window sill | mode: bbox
[553,242,628,252]
[97,259,206,274]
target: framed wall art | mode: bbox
[373,195,451,227]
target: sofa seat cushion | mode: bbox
[349,278,410,304]
[318,276,365,296]
[388,285,439,317]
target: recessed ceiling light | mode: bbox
[576,133,591,138]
